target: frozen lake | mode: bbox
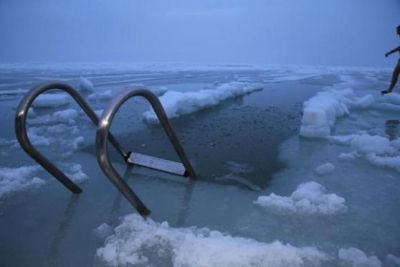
[0,63,399,267]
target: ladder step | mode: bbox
[127,152,187,176]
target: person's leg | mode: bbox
[382,63,400,95]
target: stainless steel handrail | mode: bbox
[96,86,196,215]
[15,81,129,193]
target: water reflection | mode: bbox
[385,119,399,141]
[47,194,80,266]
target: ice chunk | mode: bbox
[32,94,69,108]
[96,214,328,267]
[351,135,396,155]
[254,181,347,215]
[338,247,382,267]
[0,166,46,198]
[143,82,263,123]
[52,109,79,124]
[314,163,335,175]
[78,77,94,91]
[63,163,88,183]
[88,90,112,100]
[355,94,375,109]
[300,89,377,138]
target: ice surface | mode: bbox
[1,64,400,267]
[32,94,70,108]
[78,77,94,91]
[254,181,347,215]
[0,166,45,198]
[338,247,382,267]
[96,214,328,267]
[143,82,263,123]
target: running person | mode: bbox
[381,25,400,95]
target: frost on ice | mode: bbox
[254,181,347,215]
[96,214,328,267]
[0,166,46,198]
[143,82,263,123]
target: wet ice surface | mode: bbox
[0,63,399,267]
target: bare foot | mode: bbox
[381,90,391,95]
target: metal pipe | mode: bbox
[15,81,128,193]
[96,86,196,215]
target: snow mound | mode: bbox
[300,88,376,138]
[314,163,335,175]
[96,214,328,267]
[0,166,46,198]
[32,94,70,108]
[254,181,347,215]
[143,82,263,124]
[339,247,382,267]
[78,77,94,91]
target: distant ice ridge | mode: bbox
[96,213,328,267]
[28,108,79,125]
[143,82,263,124]
[88,90,112,101]
[339,247,382,267]
[32,93,70,108]
[0,166,45,198]
[254,181,347,215]
[300,88,375,138]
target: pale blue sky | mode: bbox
[0,0,399,67]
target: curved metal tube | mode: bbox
[97,86,196,215]
[15,81,129,193]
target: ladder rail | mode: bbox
[15,81,129,193]
[96,86,196,215]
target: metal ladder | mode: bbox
[15,82,196,216]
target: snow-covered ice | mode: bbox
[0,166,46,198]
[143,82,263,123]
[1,63,399,267]
[96,214,329,267]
